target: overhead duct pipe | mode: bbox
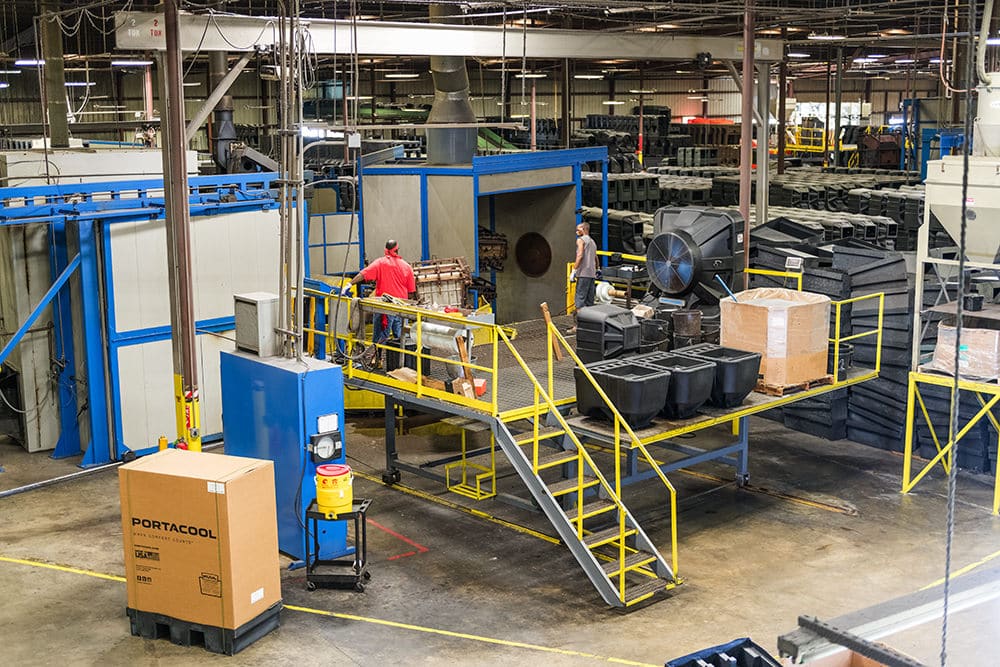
[426,4,477,164]
[209,51,237,171]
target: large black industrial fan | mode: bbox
[646,207,745,305]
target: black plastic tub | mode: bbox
[673,343,761,408]
[632,351,716,419]
[574,360,670,428]
[639,318,671,352]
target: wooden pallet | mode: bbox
[754,374,834,397]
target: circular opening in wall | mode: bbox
[514,232,552,278]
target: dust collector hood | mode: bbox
[925,155,1000,265]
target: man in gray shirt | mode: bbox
[568,222,598,334]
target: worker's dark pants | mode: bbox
[575,277,596,313]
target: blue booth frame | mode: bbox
[0,173,279,467]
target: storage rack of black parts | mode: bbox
[747,238,943,458]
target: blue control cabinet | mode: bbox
[220,351,349,561]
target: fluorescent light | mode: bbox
[0,69,21,74]
[574,74,604,80]
[988,37,1000,46]
[628,89,655,94]
[867,54,887,59]
[896,58,916,64]
[602,100,625,105]
[15,59,44,66]
[515,72,547,79]
[0,82,8,89]
[345,95,372,101]
[930,58,951,64]
[853,57,875,64]
[808,33,846,41]
[111,60,153,66]
[383,73,420,79]
[183,81,201,87]
[65,81,96,87]
[787,52,811,59]
[687,95,709,100]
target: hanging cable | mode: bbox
[940,1,977,663]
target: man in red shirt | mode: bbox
[341,239,416,343]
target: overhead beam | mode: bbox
[115,11,784,61]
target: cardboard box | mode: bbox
[923,323,1000,381]
[790,649,888,667]
[119,449,281,630]
[721,287,831,386]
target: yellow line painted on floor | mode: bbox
[0,554,656,666]
[919,546,1000,591]
[353,470,563,546]
[285,604,659,666]
[0,555,127,583]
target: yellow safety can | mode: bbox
[315,464,353,514]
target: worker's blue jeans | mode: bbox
[374,314,403,344]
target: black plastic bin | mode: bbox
[673,343,761,408]
[574,360,670,428]
[828,342,853,381]
[639,318,671,352]
[632,351,716,419]
[576,304,641,363]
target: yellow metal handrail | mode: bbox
[496,328,675,600]
[744,267,804,291]
[302,288,499,414]
[546,323,680,582]
[830,292,885,380]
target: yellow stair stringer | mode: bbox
[494,329,676,608]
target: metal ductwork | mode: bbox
[426,4,477,164]
[209,51,237,171]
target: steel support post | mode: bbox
[561,59,571,148]
[78,221,112,466]
[39,1,69,148]
[50,222,82,459]
[739,0,755,269]
[777,40,788,174]
[834,47,844,167]
[161,0,202,450]
[756,63,770,227]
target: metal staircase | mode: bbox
[489,329,678,608]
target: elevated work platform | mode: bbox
[302,286,883,608]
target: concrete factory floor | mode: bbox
[3,417,1000,666]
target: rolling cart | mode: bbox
[305,498,372,592]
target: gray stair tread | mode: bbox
[625,578,666,603]
[531,448,578,469]
[441,416,491,432]
[514,427,566,443]
[547,476,597,496]
[583,525,633,548]
[567,499,616,521]
[600,551,657,576]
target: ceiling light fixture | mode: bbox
[515,72,547,79]
[14,59,44,66]
[111,60,153,67]
[867,54,887,59]
[384,73,421,79]
[787,52,811,59]
[0,69,21,74]
[628,89,655,94]
[988,37,1000,45]
[807,33,846,41]
[65,81,96,87]
[601,100,625,105]
[896,58,916,64]
[574,74,604,80]
[0,82,9,89]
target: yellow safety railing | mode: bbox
[744,267,804,291]
[496,328,677,602]
[544,321,679,584]
[831,292,885,380]
[302,288,500,414]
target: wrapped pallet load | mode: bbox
[720,288,831,388]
